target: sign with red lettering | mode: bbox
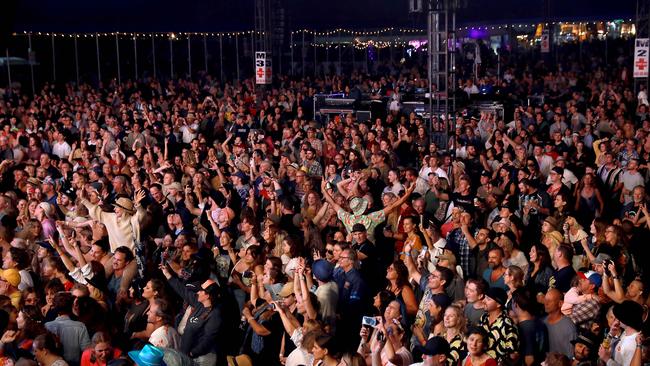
[634,38,649,78]
[255,52,272,84]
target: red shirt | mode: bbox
[80,348,122,366]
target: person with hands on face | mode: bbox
[369,313,413,366]
[240,294,284,366]
[159,263,222,366]
[598,301,644,366]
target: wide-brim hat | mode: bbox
[128,344,166,366]
[613,300,644,330]
[113,197,135,215]
[571,332,597,349]
[38,202,55,219]
[349,197,368,216]
[491,218,512,232]
[227,355,252,366]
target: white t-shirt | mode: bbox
[52,141,72,159]
[610,331,639,366]
[180,123,198,144]
[149,325,181,350]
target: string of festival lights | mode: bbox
[13,18,634,40]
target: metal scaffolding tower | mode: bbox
[427,0,456,151]
[635,0,650,94]
[254,0,271,53]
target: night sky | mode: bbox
[9,0,638,33]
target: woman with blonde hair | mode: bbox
[436,304,467,366]
[563,216,589,270]
[301,190,323,222]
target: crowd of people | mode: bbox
[0,37,648,366]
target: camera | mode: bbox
[603,259,614,276]
[376,331,385,342]
[361,316,378,328]
[242,271,253,279]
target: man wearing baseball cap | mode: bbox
[478,287,519,364]
[411,336,449,366]
[567,271,601,331]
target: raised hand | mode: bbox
[134,189,146,204]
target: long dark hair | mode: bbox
[391,260,410,289]
[532,244,552,269]
[20,305,45,340]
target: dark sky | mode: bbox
[11,0,637,33]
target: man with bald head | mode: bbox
[544,288,577,358]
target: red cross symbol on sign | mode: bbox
[256,67,264,78]
[637,58,648,71]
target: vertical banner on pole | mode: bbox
[116,34,122,84]
[151,34,157,79]
[255,51,272,85]
[96,33,102,82]
[634,38,649,78]
[187,36,192,77]
[28,33,35,95]
[541,29,550,53]
[133,36,138,80]
[51,34,56,81]
[74,35,80,85]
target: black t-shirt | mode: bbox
[550,265,576,293]
[518,318,549,363]
[451,192,475,213]
[354,239,380,291]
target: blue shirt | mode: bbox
[483,268,508,290]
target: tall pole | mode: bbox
[5,49,12,94]
[74,34,80,85]
[151,34,157,79]
[301,31,305,77]
[235,33,240,80]
[203,35,208,72]
[314,36,317,77]
[96,33,101,82]
[351,40,355,72]
[187,35,192,77]
[51,34,56,81]
[169,37,174,79]
[219,34,223,80]
[290,32,294,76]
[133,36,138,80]
[115,34,122,84]
[338,30,342,75]
[28,33,35,95]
